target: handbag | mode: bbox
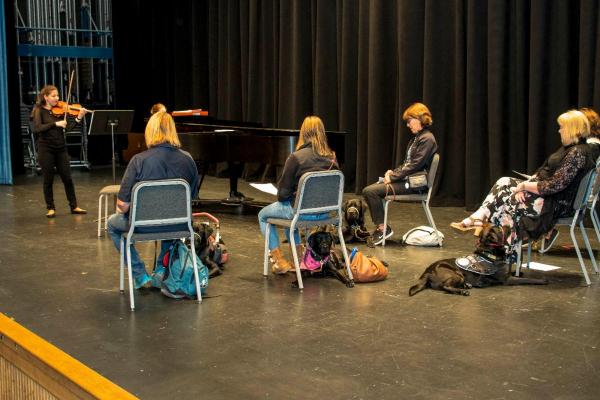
[407,171,428,190]
[349,250,389,282]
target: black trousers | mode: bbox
[362,181,415,226]
[37,146,77,210]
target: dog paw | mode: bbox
[346,280,355,288]
[465,282,473,289]
[462,290,470,296]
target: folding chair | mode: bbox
[515,168,599,285]
[382,153,441,246]
[120,179,202,310]
[98,185,121,237]
[262,170,353,290]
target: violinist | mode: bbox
[31,85,89,218]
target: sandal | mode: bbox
[450,217,484,232]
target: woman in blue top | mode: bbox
[258,116,338,274]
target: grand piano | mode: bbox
[173,112,348,203]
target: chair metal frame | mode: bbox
[262,170,353,290]
[119,179,202,310]
[382,153,441,246]
[515,167,600,285]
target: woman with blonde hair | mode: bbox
[258,115,338,274]
[106,111,199,289]
[362,102,438,245]
[452,110,596,246]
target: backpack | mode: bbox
[349,248,388,282]
[402,226,444,247]
[152,240,209,299]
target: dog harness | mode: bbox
[455,254,501,275]
[301,244,330,271]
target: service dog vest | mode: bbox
[455,254,501,275]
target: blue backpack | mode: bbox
[152,240,209,299]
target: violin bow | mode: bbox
[63,70,76,123]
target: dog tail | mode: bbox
[408,275,429,296]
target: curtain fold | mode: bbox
[1,0,13,184]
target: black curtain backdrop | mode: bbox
[112,0,600,208]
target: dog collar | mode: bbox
[455,254,500,275]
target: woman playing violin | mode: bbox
[31,85,89,217]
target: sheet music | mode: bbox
[250,183,278,196]
[512,170,532,179]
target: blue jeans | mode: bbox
[107,213,171,284]
[258,201,328,250]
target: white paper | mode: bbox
[521,262,561,271]
[250,183,278,196]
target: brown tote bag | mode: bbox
[350,251,389,282]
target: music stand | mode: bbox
[88,110,134,184]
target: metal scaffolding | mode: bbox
[15,0,114,170]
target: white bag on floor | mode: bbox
[402,226,444,246]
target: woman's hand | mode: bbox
[383,171,392,184]
[55,120,67,128]
[77,108,88,120]
[515,190,528,203]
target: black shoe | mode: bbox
[539,228,559,254]
[226,191,254,203]
[372,226,393,246]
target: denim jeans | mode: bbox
[258,201,328,250]
[107,212,171,284]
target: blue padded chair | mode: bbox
[515,167,599,285]
[120,179,203,310]
[263,170,353,290]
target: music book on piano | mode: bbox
[171,109,208,117]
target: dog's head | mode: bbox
[307,231,333,259]
[476,224,509,258]
[192,221,213,249]
[342,199,367,227]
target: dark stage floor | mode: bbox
[1,168,600,399]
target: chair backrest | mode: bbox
[424,153,440,202]
[571,168,597,213]
[292,170,344,215]
[129,179,192,230]
[427,153,440,189]
[587,157,600,208]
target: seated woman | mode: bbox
[451,110,595,249]
[258,116,338,274]
[362,102,438,245]
[582,107,600,159]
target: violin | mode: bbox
[51,101,92,117]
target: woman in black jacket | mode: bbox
[258,116,338,274]
[31,85,88,218]
[362,102,438,245]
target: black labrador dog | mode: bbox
[409,225,548,296]
[291,230,355,288]
[339,199,371,244]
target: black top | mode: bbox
[31,107,79,150]
[277,142,338,202]
[118,143,200,203]
[389,129,438,182]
